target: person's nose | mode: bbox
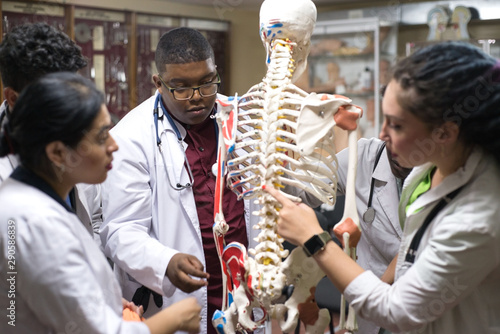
[379,119,389,142]
[190,88,202,101]
[108,134,119,154]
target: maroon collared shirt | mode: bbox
[183,115,247,333]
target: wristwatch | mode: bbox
[303,231,332,257]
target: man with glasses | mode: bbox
[101,27,256,334]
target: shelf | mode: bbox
[309,52,374,61]
[344,91,375,98]
[298,17,397,139]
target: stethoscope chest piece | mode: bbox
[363,142,386,224]
[363,207,376,224]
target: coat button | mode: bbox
[198,146,204,152]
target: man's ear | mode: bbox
[45,141,69,169]
[152,74,163,92]
[3,87,18,110]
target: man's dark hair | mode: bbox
[155,27,214,74]
[0,22,87,92]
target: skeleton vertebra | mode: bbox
[212,1,362,333]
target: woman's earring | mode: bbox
[59,164,66,173]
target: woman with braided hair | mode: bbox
[265,41,500,333]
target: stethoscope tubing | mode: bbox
[153,94,218,190]
[362,142,386,223]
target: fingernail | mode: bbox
[262,185,266,190]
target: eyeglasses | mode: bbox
[157,73,221,101]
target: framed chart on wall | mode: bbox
[74,7,130,122]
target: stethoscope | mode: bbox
[153,94,218,191]
[362,142,386,224]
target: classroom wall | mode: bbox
[42,0,267,96]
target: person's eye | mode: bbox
[388,122,402,130]
[98,132,109,144]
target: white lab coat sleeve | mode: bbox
[16,215,150,334]
[101,127,178,297]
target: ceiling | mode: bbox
[162,0,371,11]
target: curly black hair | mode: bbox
[0,22,87,92]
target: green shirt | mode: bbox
[405,168,434,213]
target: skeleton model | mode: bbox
[212,0,362,333]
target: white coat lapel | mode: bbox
[73,186,93,235]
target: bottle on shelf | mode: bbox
[361,67,373,91]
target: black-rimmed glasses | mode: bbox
[157,73,221,101]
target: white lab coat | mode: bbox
[101,92,260,334]
[0,175,148,334]
[344,147,500,333]
[336,137,402,334]
[337,138,402,277]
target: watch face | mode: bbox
[303,231,331,257]
[304,234,323,256]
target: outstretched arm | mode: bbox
[380,255,397,284]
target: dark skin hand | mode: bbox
[166,253,209,293]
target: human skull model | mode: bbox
[259,0,317,81]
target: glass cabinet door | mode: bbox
[297,17,396,140]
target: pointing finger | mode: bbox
[262,185,293,207]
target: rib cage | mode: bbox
[226,39,338,306]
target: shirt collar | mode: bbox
[403,146,483,216]
[10,166,74,213]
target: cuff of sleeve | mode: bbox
[124,321,151,334]
[160,249,180,297]
[344,270,380,305]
